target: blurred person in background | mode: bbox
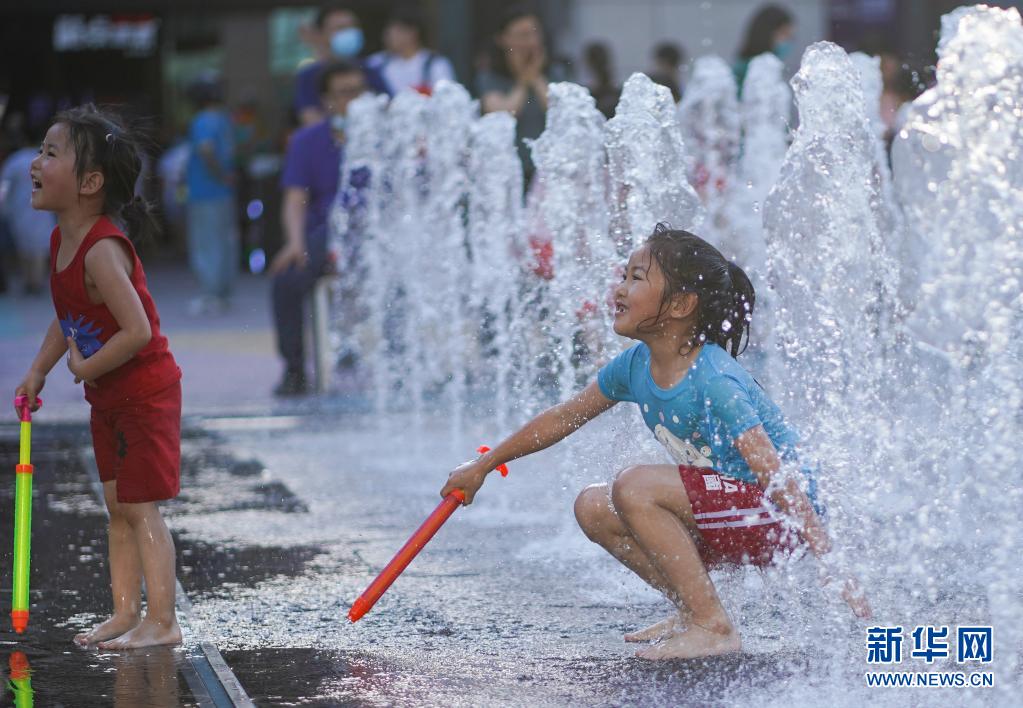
[365,3,455,96]
[295,3,367,126]
[156,134,189,256]
[649,41,686,103]
[269,60,366,397]
[185,75,238,314]
[478,4,565,184]
[0,117,55,295]
[733,4,795,92]
[872,42,922,145]
[582,41,620,118]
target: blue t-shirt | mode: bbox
[280,120,343,236]
[598,343,812,493]
[186,108,234,202]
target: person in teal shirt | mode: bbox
[443,223,870,661]
[733,4,795,93]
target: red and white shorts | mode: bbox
[679,465,802,567]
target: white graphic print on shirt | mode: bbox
[654,424,714,468]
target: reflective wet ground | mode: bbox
[0,427,198,706]
[2,414,1009,706]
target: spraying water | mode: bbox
[531,82,614,402]
[314,13,1022,699]
[605,73,704,254]
[677,56,740,256]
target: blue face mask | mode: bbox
[330,114,347,134]
[330,27,363,58]
[773,40,793,60]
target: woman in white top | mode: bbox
[365,4,455,96]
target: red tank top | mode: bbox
[49,216,181,410]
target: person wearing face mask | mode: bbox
[271,61,366,396]
[733,4,796,95]
[365,4,455,97]
[294,3,368,127]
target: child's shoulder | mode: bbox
[697,344,753,385]
[81,217,133,265]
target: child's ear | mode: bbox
[669,292,698,319]
[79,170,104,197]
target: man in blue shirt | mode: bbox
[270,60,365,396]
[185,75,237,314]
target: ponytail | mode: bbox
[643,223,756,358]
[120,194,160,247]
[53,104,160,247]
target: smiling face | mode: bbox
[29,123,80,213]
[614,244,700,342]
[613,245,668,338]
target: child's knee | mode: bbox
[611,465,654,515]
[574,484,610,538]
[113,501,155,528]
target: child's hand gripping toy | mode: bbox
[348,446,508,623]
[11,395,40,634]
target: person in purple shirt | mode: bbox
[270,60,366,396]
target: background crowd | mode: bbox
[0,1,940,395]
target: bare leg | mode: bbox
[98,502,181,649]
[575,484,691,642]
[75,481,142,645]
[610,465,740,660]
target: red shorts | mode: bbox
[679,465,802,567]
[90,381,181,503]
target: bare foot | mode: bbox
[624,612,685,643]
[635,623,741,660]
[74,614,141,646]
[97,618,181,650]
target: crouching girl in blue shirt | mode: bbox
[441,223,871,660]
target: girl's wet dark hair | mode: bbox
[641,223,755,358]
[53,104,159,246]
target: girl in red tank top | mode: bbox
[14,105,183,650]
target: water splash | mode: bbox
[467,112,523,428]
[678,56,740,255]
[423,81,478,439]
[762,43,899,609]
[606,73,704,253]
[891,8,1023,685]
[531,82,615,402]
[733,52,792,378]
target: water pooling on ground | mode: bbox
[166,411,1001,706]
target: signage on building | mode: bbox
[53,15,160,56]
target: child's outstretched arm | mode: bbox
[15,318,69,411]
[64,240,152,385]
[440,381,616,504]
[736,425,873,619]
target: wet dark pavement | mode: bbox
[0,425,198,706]
[0,413,1005,707]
